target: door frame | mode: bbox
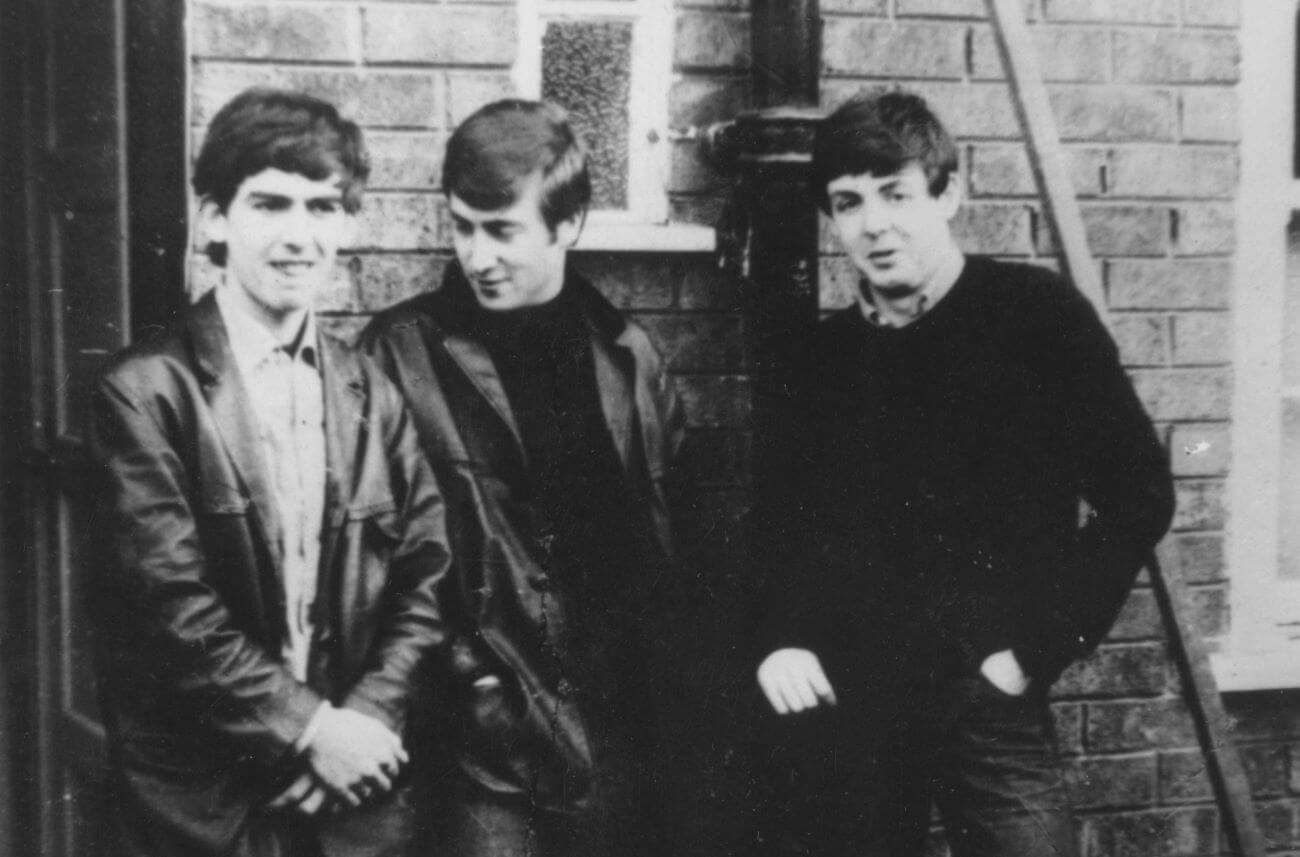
[0,0,186,852]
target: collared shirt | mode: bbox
[215,286,326,684]
[855,257,965,328]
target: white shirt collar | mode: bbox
[856,254,966,329]
[214,284,318,378]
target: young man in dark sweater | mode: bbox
[752,91,1175,856]
[362,100,684,857]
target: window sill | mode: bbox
[574,222,716,253]
[1211,649,1300,692]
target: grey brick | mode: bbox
[822,19,967,79]
[1107,260,1231,310]
[191,1,353,62]
[1050,87,1176,143]
[1114,30,1240,85]
[364,5,516,66]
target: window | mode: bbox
[1216,0,1300,689]
[514,0,714,251]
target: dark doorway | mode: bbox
[1,0,186,852]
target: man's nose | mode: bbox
[279,205,313,248]
[860,199,890,236]
[465,231,497,272]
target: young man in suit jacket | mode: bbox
[89,87,452,857]
[751,90,1175,857]
[363,100,685,857]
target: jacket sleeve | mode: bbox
[340,367,453,735]
[747,331,862,663]
[358,318,497,687]
[88,373,322,763]
[1011,282,1175,683]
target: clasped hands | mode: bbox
[756,647,1029,715]
[266,705,408,817]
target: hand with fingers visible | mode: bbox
[302,705,409,808]
[756,648,838,715]
[266,772,333,817]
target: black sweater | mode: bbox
[756,256,1174,687]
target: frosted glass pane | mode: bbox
[542,19,632,210]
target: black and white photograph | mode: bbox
[0,1,1289,856]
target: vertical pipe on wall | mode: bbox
[750,0,820,109]
[727,1,822,650]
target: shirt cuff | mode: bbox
[293,701,332,755]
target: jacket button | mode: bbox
[528,576,553,593]
[557,679,574,697]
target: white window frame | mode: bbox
[1213,0,1300,690]
[513,0,714,252]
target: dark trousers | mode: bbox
[107,786,414,857]
[415,710,668,857]
[430,775,666,857]
[755,674,1079,857]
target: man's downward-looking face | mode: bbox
[450,171,581,312]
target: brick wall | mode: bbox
[188,1,1300,855]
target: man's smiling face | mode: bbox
[449,171,580,312]
[825,161,960,297]
[204,167,353,327]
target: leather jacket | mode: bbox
[88,292,452,855]
[362,263,685,810]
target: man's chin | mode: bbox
[471,285,522,310]
[864,277,921,298]
[473,294,516,312]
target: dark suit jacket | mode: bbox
[88,292,452,856]
[361,264,685,811]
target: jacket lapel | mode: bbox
[441,331,525,457]
[314,335,365,660]
[591,332,635,472]
[318,334,365,533]
[574,278,638,473]
[189,292,283,567]
[431,264,526,458]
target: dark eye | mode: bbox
[831,197,859,214]
[310,199,343,215]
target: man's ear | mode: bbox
[553,209,586,249]
[340,209,360,248]
[197,197,228,245]
[939,173,962,220]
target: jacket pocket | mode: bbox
[347,497,398,525]
[339,498,401,610]
[454,674,531,790]
[453,672,593,806]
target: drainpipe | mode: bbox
[708,0,823,553]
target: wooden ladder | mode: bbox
[984,2,1265,854]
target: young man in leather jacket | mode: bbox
[363,99,685,857]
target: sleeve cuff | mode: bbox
[293,701,333,755]
[1012,640,1070,686]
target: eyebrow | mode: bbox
[451,214,521,229]
[246,191,345,202]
